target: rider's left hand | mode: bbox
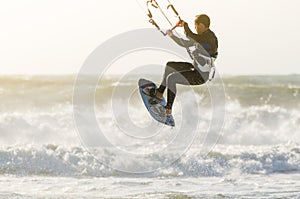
[166,29,173,36]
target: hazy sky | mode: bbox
[0,0,300,75]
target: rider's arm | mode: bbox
[166,29,193,47]
[170,34,194,47]
[183,23,201,42]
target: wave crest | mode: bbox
[1,144,299,177]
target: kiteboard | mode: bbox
[138,78,175,127]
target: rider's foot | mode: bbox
[142,87,156,97]
[166,108,172,116]
[156,91,163,100]
[148,89,163,105]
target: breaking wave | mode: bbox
[0,144,299,177]
[0,75,299,176]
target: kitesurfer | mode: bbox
[144,14,218,116]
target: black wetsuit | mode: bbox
[157,23,218,110]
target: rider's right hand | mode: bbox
[176,20,185,27]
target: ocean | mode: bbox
[0,74,299,198]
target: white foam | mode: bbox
[0,144,299,177]
[221,102,300,145]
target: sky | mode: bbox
[0,0,300,75]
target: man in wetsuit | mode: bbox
[146,14,218,116]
